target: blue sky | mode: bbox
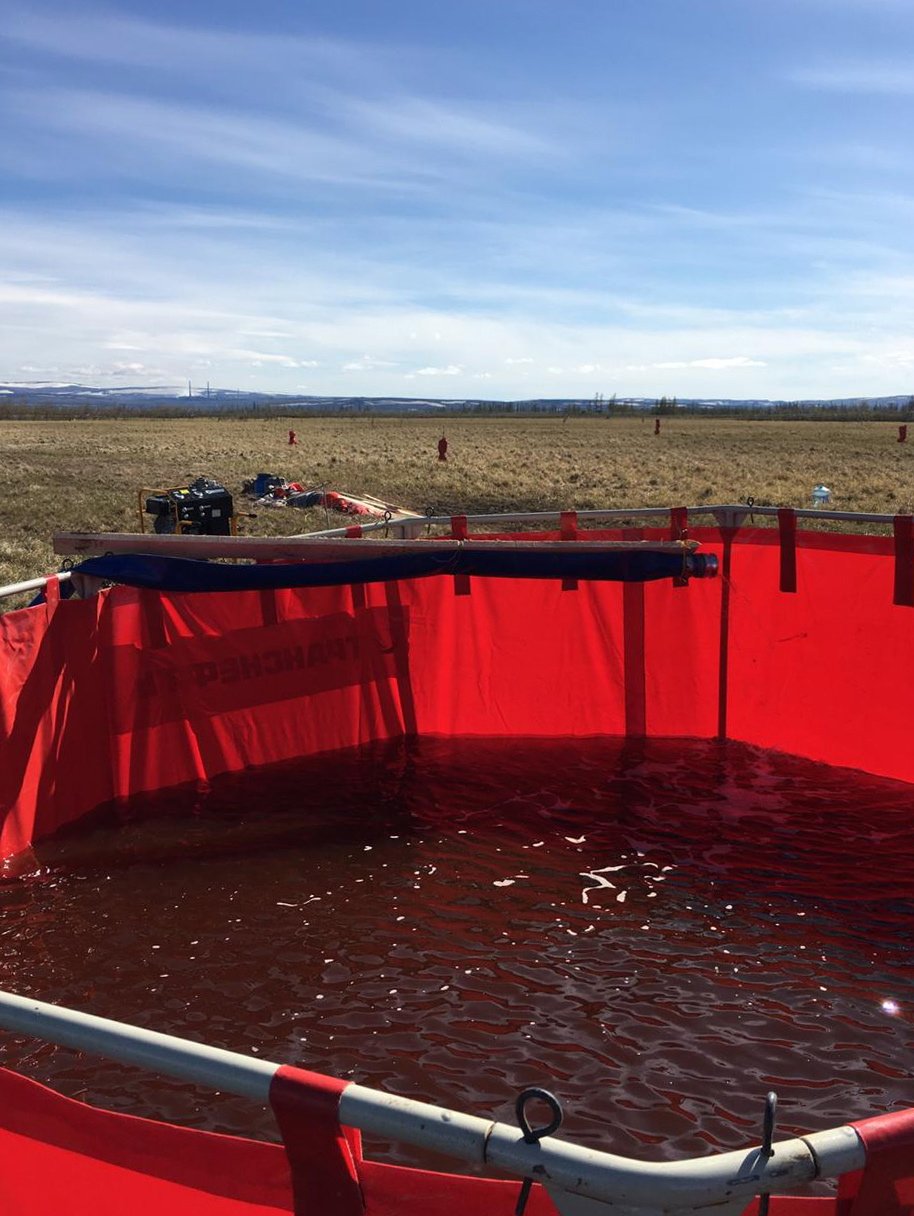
[2,0,914,400]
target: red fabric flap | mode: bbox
[893,516,914,607]
[560,511,579,590]
[778,508,798,593]
[838,1107,914,1215]
[0,1066,292,1215]
[269,1064,364,1216]
[560,511,578,541]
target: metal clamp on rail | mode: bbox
[515,1088,564,1215]
[758,1092,778,1216]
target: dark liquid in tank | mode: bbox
[2,737,914,1167]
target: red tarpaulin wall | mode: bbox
[0,1064,870,1216]
[3,525,914,863]
[0,1066,563,1216]
[5,527,914,1213]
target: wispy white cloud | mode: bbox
[804,141,910,174]
[343,355,399,372]
[231,351,310,367]
[860,348,914,368]
[842,273,914,299]
[2,81,566,209]
[68,360,168,378]
[6,88,423,191]
[1,2,562,201]
[624,356,767,371]
[2,6,386,83]
[341,95,552,158]
[790,60,914,94]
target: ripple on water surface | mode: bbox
[2,737,914,1165]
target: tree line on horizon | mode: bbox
[0,394,912,422]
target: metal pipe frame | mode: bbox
[0,571,72,602]
[304,502,900,540]
[0,990,866,1212]
[0,502,900,602]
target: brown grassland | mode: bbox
[2,414,913,596]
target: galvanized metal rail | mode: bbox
[0,990,866,1216]
[305,503,901,540]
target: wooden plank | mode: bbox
[54,532,696,561]
[54,533,457,560]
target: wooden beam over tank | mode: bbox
[53,532,695,561]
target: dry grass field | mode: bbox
[2,414,913,594]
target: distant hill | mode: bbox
[0,382,912,415]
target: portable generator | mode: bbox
[142,478,235,535]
